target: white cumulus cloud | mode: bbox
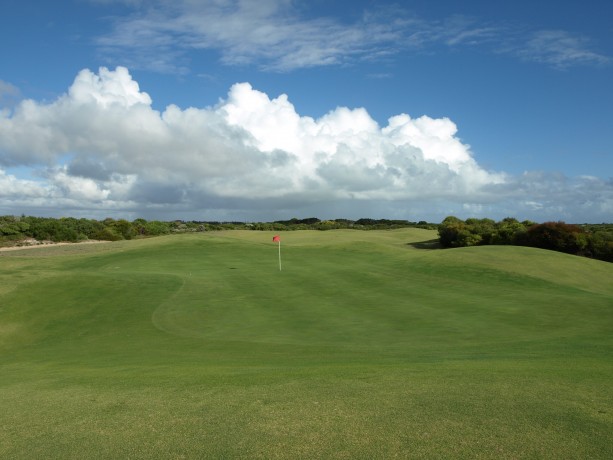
[0,66,611,222]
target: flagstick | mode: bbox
[278,240,282,271]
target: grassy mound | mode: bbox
[1,229,611,458]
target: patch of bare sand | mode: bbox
[0,239,111,252]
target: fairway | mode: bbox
[1,229,612,459]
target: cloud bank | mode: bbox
[0,67,611,222]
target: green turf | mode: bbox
[1,229,611,459]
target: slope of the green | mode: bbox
[1,229,611,459]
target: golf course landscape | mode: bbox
[1,228,611,458]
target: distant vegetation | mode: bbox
[0,215,436,244]
[438,216,613,262]
[1,214,611,262]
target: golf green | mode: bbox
[1,229,611,458]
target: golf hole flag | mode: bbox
[273,235,281,270]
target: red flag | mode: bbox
[272,235,280,242]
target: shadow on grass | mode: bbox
[408,239,442,250]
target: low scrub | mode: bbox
[438,216,613,262]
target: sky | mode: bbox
[0,0,612,223]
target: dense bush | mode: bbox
[584,226,613,262]
[438,216,612,262]
[0,215,168,244]
[519,221,588,255]
[0,216,30,239]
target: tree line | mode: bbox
[438,216,613,262]
[2,214,610,262]
[0,215,436,245]
[0,216,180,242]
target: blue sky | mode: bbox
[0,0,611,222]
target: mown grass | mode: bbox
[1,229,611,459]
